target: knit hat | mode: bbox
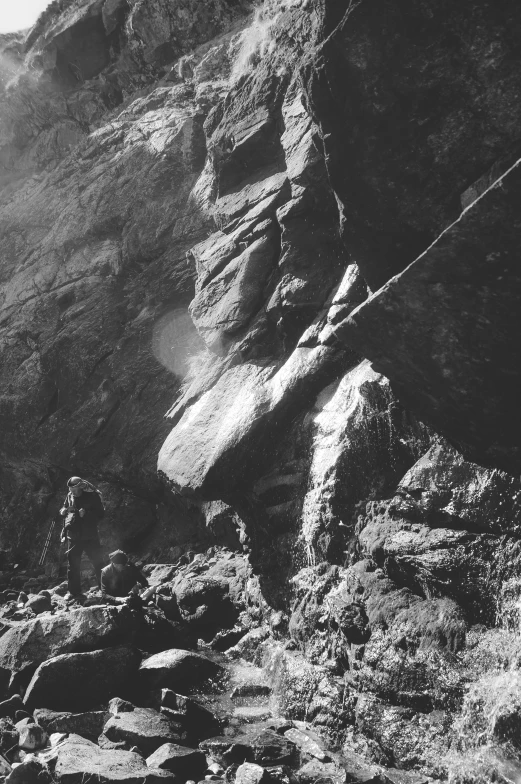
[109,550,128,565]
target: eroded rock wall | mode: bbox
[2,0,521,779]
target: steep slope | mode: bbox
[0,0,250,560]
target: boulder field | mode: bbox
[1,0,521,782]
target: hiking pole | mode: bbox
[38,518,57,567]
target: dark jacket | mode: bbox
[101,563,148,598]
[61,490,105,542]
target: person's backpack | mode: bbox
[63,511,82,542]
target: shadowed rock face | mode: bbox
[338,158,521,472]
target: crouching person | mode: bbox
[101,550,153,607]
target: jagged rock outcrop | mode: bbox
[0,0,251,563]
[3,0,521,781]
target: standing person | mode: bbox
[59,476,105,599]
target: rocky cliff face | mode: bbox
[2,0,521,780]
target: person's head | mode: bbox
[109,550,128,572]
[67,476,85,497]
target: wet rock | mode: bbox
[159,345,346,499]
[34,708,108,741]
[24,645,141,711]
[103,705,185,756]
[358,496,494,623]
[382,771,431,784]
[200,729,296,767]
[233,708,272,725]
[139,649,224,692]
[283,728,329,762]
[457,671,521,751]
[159,690,220,740]
[230,683,271,700]
[297,760,346,784]
[299,361,430,562]
[53,733,175,782]
[266,645,355,742]
[355,693,449,771]
[235,762,269,784]
[227,628,270,662]
[0,605,137,676]
[146,742,207,776]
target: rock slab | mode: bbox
[24,645,141,711]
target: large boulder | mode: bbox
[0,605,137,676]
[146,742,207,777]
[158,689,220,740]
[53,733,175,783]
[103,705,185,756]
[139,648,224,692]
[200,728,296,767]
[34,708,108,741]
[24,645,141,711]
[5,757,50,784]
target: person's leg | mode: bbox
[67,543,83,595]
[84,539,104,589]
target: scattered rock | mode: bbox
[159,690,220,739]
[25,595,52,616]
[18,723,48,751]
[5,757,50,784]
[108,697,136,715]
[139,649,224,692]
[200,729,296,767]
[53,733,176,782]
[235,762,269,784]
[146,742,207,776]
[283,728,329,762]
[24,646,141,711]
[231,684,271,700]
[103,705,185,755]
[0,605,138,675]
[34,708,108,741]
[383,771,431,784]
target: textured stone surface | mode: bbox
[53,733,175,783]
[146,742,207,776]
[200,728,296,767]
[103,705,183,756]
[24,645,141,711]
[34,708,108,741]
[339,158,521,473]
[0,605,136,674]
[0,0,250,564]
[139,648,223,692]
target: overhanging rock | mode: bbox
[336,158,521,472]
